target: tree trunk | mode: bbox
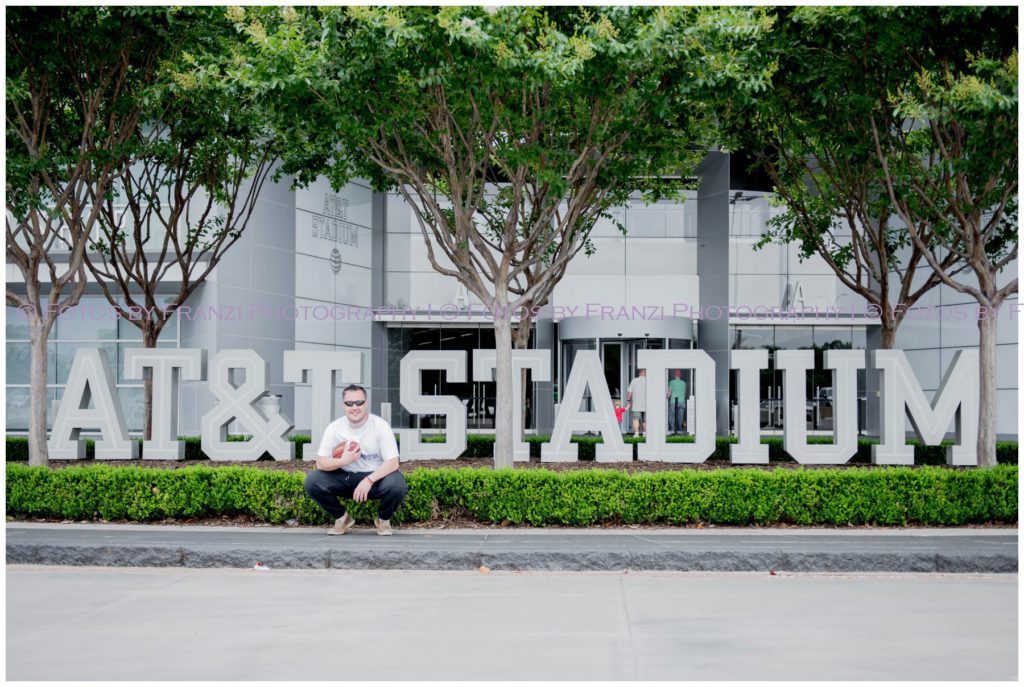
[976,312,997,467]
[28,320,50,466]
[492,308,514,469]
[879,321,897,349]
[142,328,159,442]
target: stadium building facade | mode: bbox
[6,153,1019,440]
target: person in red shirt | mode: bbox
[614,399,629,429]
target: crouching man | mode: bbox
[304,384,408,536]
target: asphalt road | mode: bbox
[6,565,1017,680]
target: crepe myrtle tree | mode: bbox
[868,19,1017,467]
[241,6,772,467]
[717,7,1010,351]
[720,7,1015,465]
[5,7,195,465]
[84,14,279,440]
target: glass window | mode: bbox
[56,343,118,385]
[6,305,31,340]
[851,327,867,349]
[117,312,145,341]
[118,386,145,433]
[813,326,852,350]
[7,343,32,385]
[384,325,509,431]
[561,339,596,411]
[115,295,180,342]
[5,387,56,432]
[116,342,143,383]
[5,387,31,431]
[55,297,118,341]
[773,326,814,350]
[732,327,774,350]
[6,343,55,385]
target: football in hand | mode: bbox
[331,441,360,459]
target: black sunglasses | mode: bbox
[343,400,366,407]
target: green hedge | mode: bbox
[5,463,1017,527]
[8,435,1016,464]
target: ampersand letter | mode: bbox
[201,350,294,461]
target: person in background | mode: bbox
[614,398,629,432]
[626,368,647,437]
[667,369,687,435]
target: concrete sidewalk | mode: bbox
[5,522,1017,572]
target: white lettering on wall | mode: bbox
[473,349,551,462]
[51,347,981,465]
[201,350,294,461]
[283,351,362,461]
[49,348,139,460]
[637,350,717,463]
[778,349,864,464]
[396,350,467,460]
[124,349,206,460]
[312,193,358,247]
[542,350,630,462]
[730,350,769,463]
[872,349,979,466]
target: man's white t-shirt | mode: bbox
[627,376,647,412]
[316,414,400,473]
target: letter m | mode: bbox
[871,350,979,466]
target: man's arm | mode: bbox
[315,442,361,472]
[366,456,400,485]
[352,430,401,503]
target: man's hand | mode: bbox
[353,477,372,503]
[331,440,361,465]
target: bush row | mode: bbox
[6,463,1017,527]
[7,434,1018,465]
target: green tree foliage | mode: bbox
[719,7,1005,348]
[237,6,773,467]
[6,7,201,465]
[869,11,1017,467]
[720,7,1016,465]
[83,11,280,439]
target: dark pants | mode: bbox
[304,469,409,521]
[669,400,686,433]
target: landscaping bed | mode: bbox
[6,462,1017,528]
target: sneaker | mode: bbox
[633,432,639,438]
[374,517,393,536]
[327,512,355,536]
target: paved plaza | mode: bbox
[6,565,1017,681]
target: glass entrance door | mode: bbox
[621,338,664,384]
[602,342,623,401]
[601,342,624,431]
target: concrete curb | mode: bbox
[7,543,1018,573]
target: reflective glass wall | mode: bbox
[730,324,867,433]
[385,325,536,431]
[6,297,181,433]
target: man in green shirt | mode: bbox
[667,369,687,435]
